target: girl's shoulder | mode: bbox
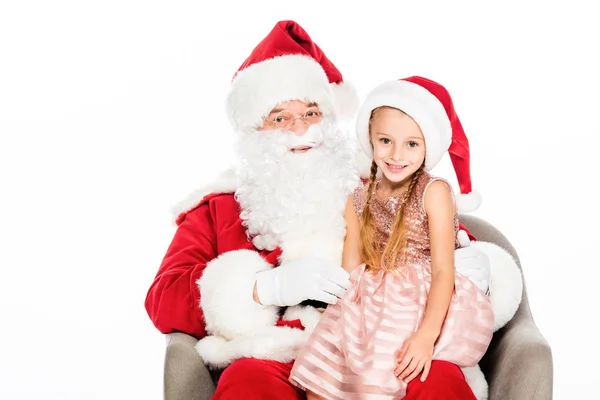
[417,172,456,212]
[420,172,453,196]
[411,171,435,199]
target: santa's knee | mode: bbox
[213,358,301,400]
[405,361,476,400]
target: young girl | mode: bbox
[289,76,495,400]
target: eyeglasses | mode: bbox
[262,108,323,130]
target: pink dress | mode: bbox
[289,172,494,399]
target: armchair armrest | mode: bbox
[164,333,215,400]
[482,313,553,399]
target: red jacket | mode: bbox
[144,193,282,339]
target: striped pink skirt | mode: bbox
[289,263,494,399]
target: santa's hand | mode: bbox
[454,230,491,294]
[254,258,351,307]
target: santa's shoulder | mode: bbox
[172,169,238,225]
[175,192,238,226]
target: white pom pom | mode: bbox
[331,81,359,121]
[456,190,482,213]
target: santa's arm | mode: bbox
[455,224,523,331]
[146,199,281,340]
[144,203,218,338]
[469,241,523,331]
[198,248,280,340]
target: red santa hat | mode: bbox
[355,76,482,213]
[226,20,358,131]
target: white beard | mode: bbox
[234,120,360,263]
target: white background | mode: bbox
[1,1,598,399]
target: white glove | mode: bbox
[454,230,491,295]
[255,258,351,307]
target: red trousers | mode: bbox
[213,358,476,399]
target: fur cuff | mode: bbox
[196,305,325,369]
[195,325,309,369]
[198,250,279,340]
[470,241,523,331]
[462,365,488,400]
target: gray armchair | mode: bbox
[163,215,553,400]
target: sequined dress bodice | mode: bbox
[352,171,460,273]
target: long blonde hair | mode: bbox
[359,106,425,273]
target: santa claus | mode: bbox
[145,20,522,400]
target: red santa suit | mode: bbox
[145,20,523,400]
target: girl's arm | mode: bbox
[418,180,456,341]
[342,195,363,273]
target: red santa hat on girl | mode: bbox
[226,20,358,131]
[355,76,482,213]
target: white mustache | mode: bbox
[281,126,324,149]
[256,124,324,150]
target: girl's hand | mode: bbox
[394,330,436,383]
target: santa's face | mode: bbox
[258,100,323,153]
[234,100,360,251]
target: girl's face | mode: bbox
[370,107,426,185]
